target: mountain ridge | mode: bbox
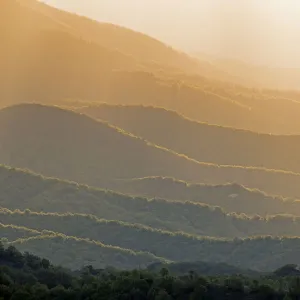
[2,103,300,198]
[79,104,300,173]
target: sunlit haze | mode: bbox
[4,0,300,289]
[42,0,300,68]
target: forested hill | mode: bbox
[2,244,300,300]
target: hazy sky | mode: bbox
[42,0,300,68]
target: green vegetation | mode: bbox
[3,245,300,300]
[147,261,259,276]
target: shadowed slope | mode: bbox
[0,223,41,241]
[79,104,300,173]
[4,223,300,271]
[4,206,300,244]
[6,234,166,270]
[1,104,300,197]
[3,167,300,236]
[110,177,300,216]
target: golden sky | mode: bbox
[42,0,300,68]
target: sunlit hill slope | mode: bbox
[1,0,300,134]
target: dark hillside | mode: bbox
[6,234,165,270]
[4,207,300,247]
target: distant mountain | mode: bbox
[0,0,136,106]
[194,53,300,91]
[79,104,300,173]
[110,177,300,216]
[13,0,235,79]
[3,1,300,134]
[0,0,233,106]
[2,104,300,197]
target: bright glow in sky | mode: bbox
[42,0,300,67]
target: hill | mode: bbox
[0,223,41,241]
[0,0,234,105]
[0,0,137,107]
[0,0,253,131]
[3,166,300,237]
[147,261,259,276]
[110,177,300,216]
[13,0,236,79]
[5,234,165,270]
[194,53,300,91]
[4,225,300,271]
[5,207,300,252]
[1,104,300,198]
[3,1,300,134]
[79,104,300,173]
[3,246,298,300]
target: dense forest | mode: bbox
[3,244,300,300]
